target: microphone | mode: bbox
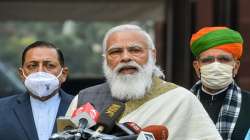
[141,125,168,140]
[71,102,99,129]
[118,124,168,140]
[137,131,155,140]
[56,102,99,132]
[109,123,137,137]
[111,122,142,136]
[115,123,136,135]
[123,122,142,134]
[95,101,125,133]
[114,123,168,140]
[57,116,75,132]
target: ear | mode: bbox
[59,67,69,84]
[193,60,201,78]
[18,67,25,82]
[233,60,240,77]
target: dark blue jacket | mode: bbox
[0,89,73,140]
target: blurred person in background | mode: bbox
[190,26,250,140]
[0,41,73,140]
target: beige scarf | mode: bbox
[122,77,177,118]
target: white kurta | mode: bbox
[66,81,222,140]
[119,87,222,140]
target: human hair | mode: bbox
[21,41,65,66]
[102,24,165,78]
[102,24,155,54]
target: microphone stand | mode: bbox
[49,129,78,140]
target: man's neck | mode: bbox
[29,90,59,101]
[202,86,228,95]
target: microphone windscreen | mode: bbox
[72,102,99,122]
[97,101,125,133]
[142,125,168,140]
[71,112,96,128]
[71,102,99,128]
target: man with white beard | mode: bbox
[66,24,222,140]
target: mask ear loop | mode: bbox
[232,62,237,78]
[22,70,28,79]
[198,68,201,79]
[198,62,201,79]
[56,68,64,78]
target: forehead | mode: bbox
[198,48,233,58]
[24,47,59,63]
[106,31,148,49]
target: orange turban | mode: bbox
[190,27,243,59]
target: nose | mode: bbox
[37,64,46,72]
[120,49,132,63]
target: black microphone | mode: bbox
[95,101,125,133]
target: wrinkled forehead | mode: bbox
[24,47,60,64]
[198,48,233,58]
[106,30,148,50]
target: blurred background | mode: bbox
[0,0,249,97]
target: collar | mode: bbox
[200,87,227,102]
[30,91,61,105]
[201,85,228,96]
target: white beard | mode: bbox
[103,55,155,100]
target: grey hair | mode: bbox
[102,24,155,53]
[103,24,165,79]
[148,50,165,79]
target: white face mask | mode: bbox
[23,70,62,97]
[200,62,234,90]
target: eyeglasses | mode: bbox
[198,55,234,64]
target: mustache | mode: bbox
[113,61,142,74]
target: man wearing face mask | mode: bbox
[190,27,250,140]
[66,24,222,140]
[0,41,73,140]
